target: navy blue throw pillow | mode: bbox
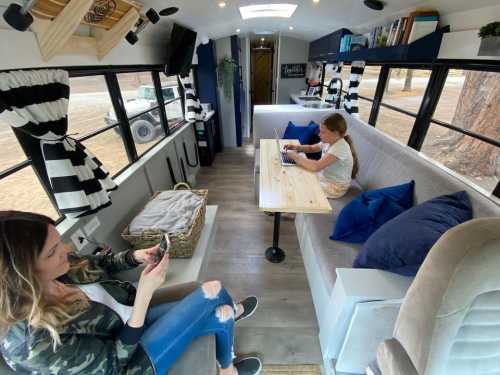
[283,121,319,145]
[353,191,473,276]
[331,181,415,243]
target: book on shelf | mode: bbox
[362,10,439,51]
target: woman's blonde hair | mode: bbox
[322,113,359,178]
[0,211,88,348]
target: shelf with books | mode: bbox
[332,26,449,64]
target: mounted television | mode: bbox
[166,23,197,77]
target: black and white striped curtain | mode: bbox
[325,63,343,104]
[343,61,366,117]
[0,69,116,218]
[180,75,205,122]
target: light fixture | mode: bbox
[260,37,265,41]
[364,0,384,10]
[236,28,241,33]
[313,0,320,3]
[159,7,179,16]
[239,4,298,19]
[289,26,294,30]
[219,1,226,8]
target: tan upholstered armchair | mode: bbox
[373,217,500,375]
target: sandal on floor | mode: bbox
[234,356,262,375]
[235,296,258,323]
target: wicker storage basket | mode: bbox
[121,183,208,258]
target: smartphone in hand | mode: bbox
[156,234,171,263]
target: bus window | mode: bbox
[421,69,500,193]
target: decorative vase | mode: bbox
[478,36,500,56]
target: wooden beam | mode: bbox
[96,8,140,60]
[34,0,94,61]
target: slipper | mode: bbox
[235,296,258,323]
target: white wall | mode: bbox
[215,36,237,148]
[276,36,309,104]
[438,4,500,61]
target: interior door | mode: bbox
[251,49,274,105]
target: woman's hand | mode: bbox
[133,244,161,265]
[136,252,170,299]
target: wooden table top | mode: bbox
[259,139,332,214]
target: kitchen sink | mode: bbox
[298,96,321,101]
[301,102,334,109]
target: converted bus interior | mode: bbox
[0,0,499,374]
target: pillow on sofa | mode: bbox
[331,181,415,243]
[283,121,319,145]
[353,191,473,276]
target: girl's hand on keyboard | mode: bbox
[284,144,299,151]
[286,150,298,160]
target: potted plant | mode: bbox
[217,56,238,100]
[478,21,500,56]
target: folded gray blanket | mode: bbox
[129,191,203,235]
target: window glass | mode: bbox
[382,69,431,114]
[161,73,184,130]
[432,70,500,138]
[376,107,415,145]
[0,121,28,172]
[117,72,166,156]
[421,124,499,193]
[358,97,372,124]
[82,128,129,177]
[165,100,185,130]
[68,76,117,136]
[0,166,59,219]
[359,66,381,99]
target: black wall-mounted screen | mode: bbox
[166,23,197,77]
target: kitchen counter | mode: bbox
[254,104,334,113]
[290,94,323,105]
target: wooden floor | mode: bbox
[197,141,322,365]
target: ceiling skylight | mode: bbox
[239,4,298,19]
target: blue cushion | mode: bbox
[331,181,415,243]
[353,191,473,276]
[283,121,319,145]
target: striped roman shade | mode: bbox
[343,60,366,116]
[180,75,205,122]
[0,69,117,218]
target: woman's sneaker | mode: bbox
[234,356,262,375]
[235,296,258,323]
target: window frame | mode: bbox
[318,60,500,198]
[0,65,187,220]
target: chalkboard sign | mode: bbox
[281,63,307,79]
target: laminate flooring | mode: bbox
[197,141,322,365]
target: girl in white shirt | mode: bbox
[285,113,359,199]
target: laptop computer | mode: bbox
[274,128,296,166]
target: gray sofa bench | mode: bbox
[253,107,500,373]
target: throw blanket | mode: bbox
[130,191,203,235]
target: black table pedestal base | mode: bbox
[265,246,285,263]
[265,212,286,263]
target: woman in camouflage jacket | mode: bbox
[0,211,261,375]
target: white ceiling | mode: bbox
[139,0,500,43]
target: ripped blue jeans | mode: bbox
[140,286,235,375]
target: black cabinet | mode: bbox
[308,28,351,62]
[195,115,216,167]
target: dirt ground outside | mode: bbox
[0,70,498,219]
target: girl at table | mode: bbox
[285,112,358,199]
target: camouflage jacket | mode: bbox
[0,250,156,375]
